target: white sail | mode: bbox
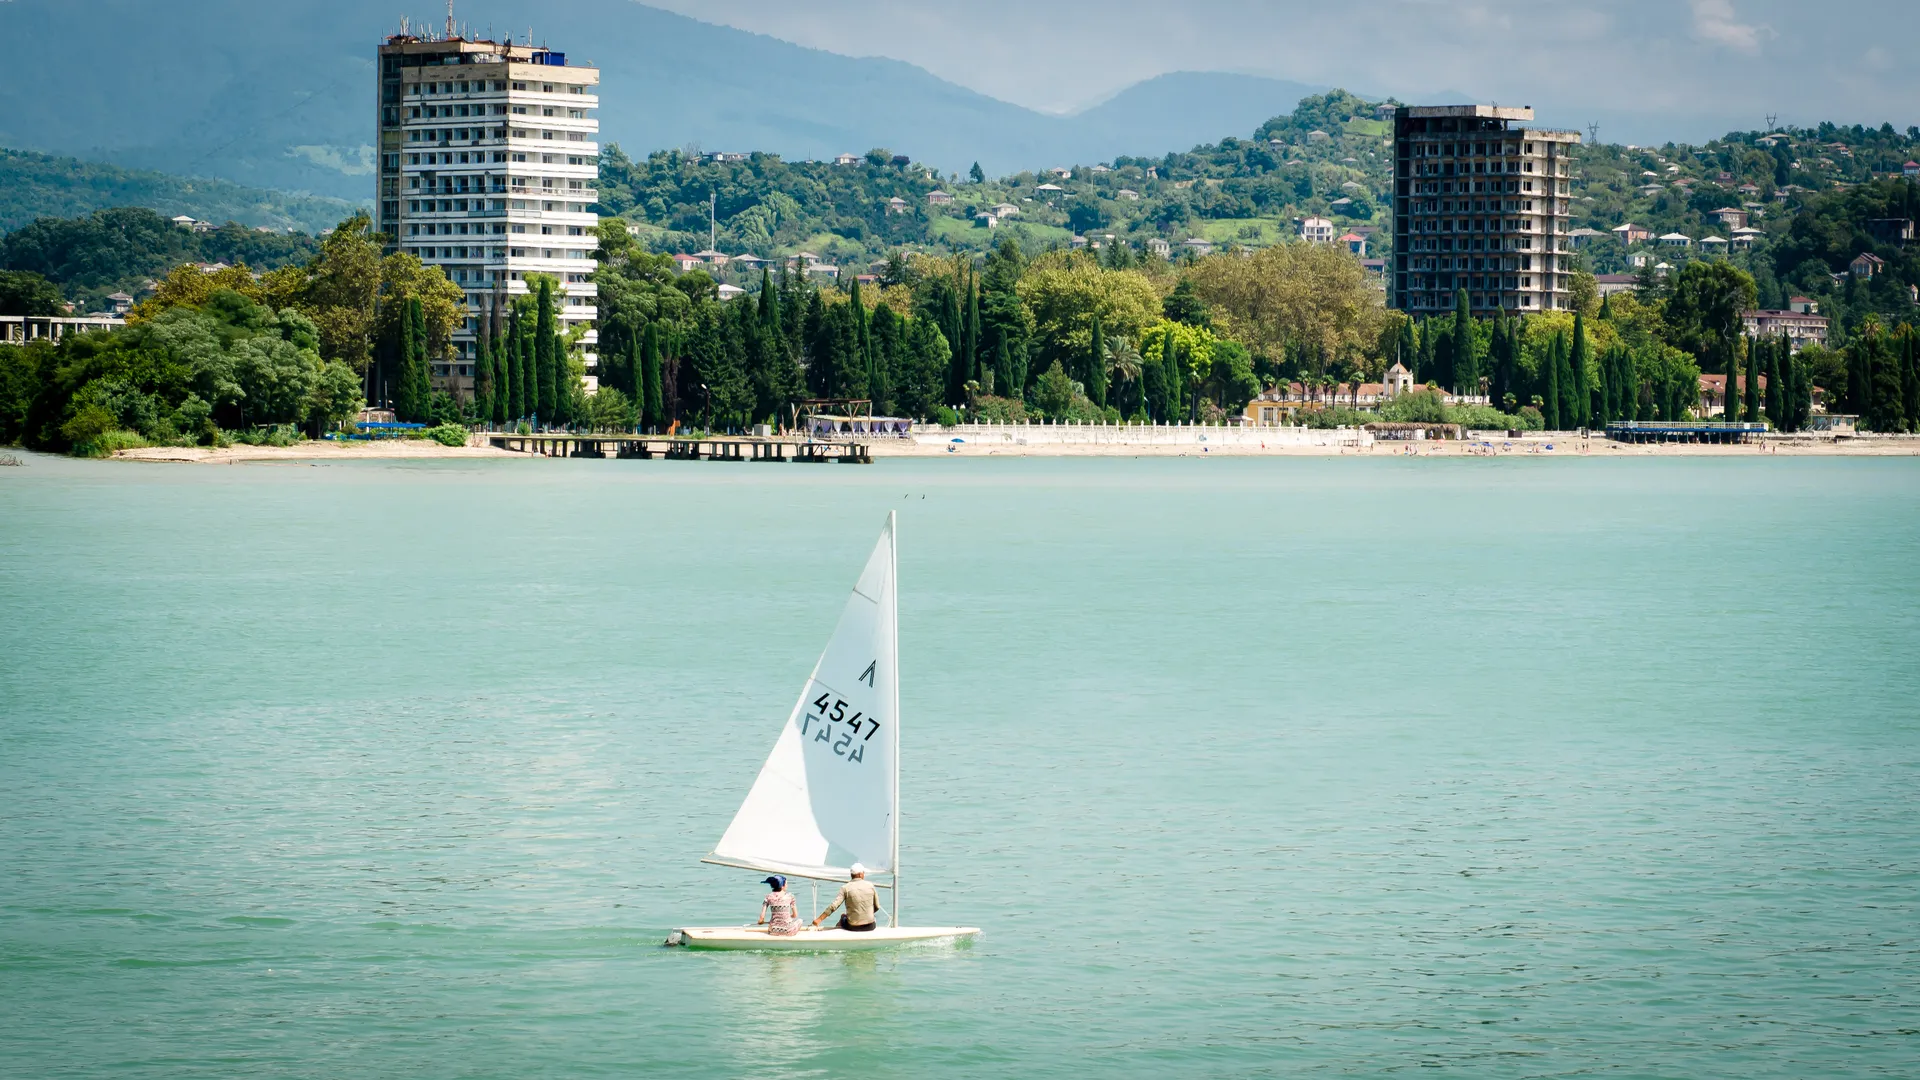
[706,514,898,883]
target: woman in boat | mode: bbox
[758,875,802,936]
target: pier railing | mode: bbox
[485,432,872,463]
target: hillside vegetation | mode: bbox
[0,149,361,235]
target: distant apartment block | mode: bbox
[1390,105,1580,315]
[1742,308,1829,352]
[376,32,600,393]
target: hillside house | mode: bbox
[1181,238,1214,257]
[1300,217,1335,244]
[1612,223,1653,245]
[1742,308,1829,351]
[1035,183,1063,196]
[884,196,908,214]
[1659,232,1693,248]
[1594,274,1638,297]
[990,202,1020,218]
[1906,161,1920,178]
[1146,238,1171,259]
[974,212,998,229]
[715,283,746,301]
[1306,130,1331,143]
[1049,167,1072,178]
[1699,235,1729,253]
[1338,232,1368,256]
[732,253,767,269]
[1867,218,1915,244]
[105,292,134,315]
[1115,189,1139,201]
[1850,252,1885,279]
[833,153,859,166]
[670,253,702,272]
[1697,373,1767,413]
[1568,227,1606,249]
[1711,207,1750,230]
[692,249,729,267]
[1731,227,1764,249]
[926,190,953,205]
[1790,296,1817,314]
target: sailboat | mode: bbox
[668,512,980,951]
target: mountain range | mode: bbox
[0,0,1328,202]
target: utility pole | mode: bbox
[1765,113,1779,132]
[1587,123,1600,145]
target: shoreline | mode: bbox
[93,432,1920,463]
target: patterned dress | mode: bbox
[761,890,801,935]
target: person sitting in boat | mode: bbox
[757,875,802,936]
[811,863,879,932]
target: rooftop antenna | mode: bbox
[446,0,455,40]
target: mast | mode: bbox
[889,510,900,927]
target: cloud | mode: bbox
[1688,0,1767,53]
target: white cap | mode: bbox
[849,863,867,876]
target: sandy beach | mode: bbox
[100,432,1920,463]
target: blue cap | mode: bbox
[763,875,786,890]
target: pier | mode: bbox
[1606,421,1769,444]
[487,433,873,463]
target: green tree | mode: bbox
[0,270,65,316]
[473,330,494,426]
[1764,335,1783,427]
[406,297,430,423]
[1450,289,1478,395]
[1542,332,1564,430]
[1566,311,1590,429]
[1745,336,1762,423]
[1163,277,1212,328]
[969,162,985,184]
[1087,313,1108,408]
[534,277,557,424]
[505,307,524,421]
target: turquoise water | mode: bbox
[3,453,1918,1078]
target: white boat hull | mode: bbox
[667,925,980,951]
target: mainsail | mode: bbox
[706,514,899,883]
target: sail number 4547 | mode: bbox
[801,693,878,764]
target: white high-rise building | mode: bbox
[377,30,599,395]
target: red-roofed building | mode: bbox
[1905,161,1920,178]
[1337,232,1368,256]
[1743,308,1829,351]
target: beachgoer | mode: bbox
[812,863,880,932]
[758,875,802,936]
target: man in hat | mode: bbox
[811,863,879,932]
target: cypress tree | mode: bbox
[994,337,1014,402]
[518,307,536,424]
[964,279,982,385]
[1764,336,1783,428]
[644,322,665,429]
[407,297,431,424]
[534,278,556,425]
[473,330,494,427]
[505,309,523,421]
[1593,345,1611,430]
[1451,289,1476,395]
[1543,332,1563,430]
[1902,329,1920,434]
[393,304,418,421]
[1744,337,1762,423]
[1397,318,1417,375]
[1087,313,1108,408]
[491,331,508,425]
[1566,310,1589,429]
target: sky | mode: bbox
[640,0,1919,141]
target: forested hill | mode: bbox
[0,208,322,312]
[0,149,361,236]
